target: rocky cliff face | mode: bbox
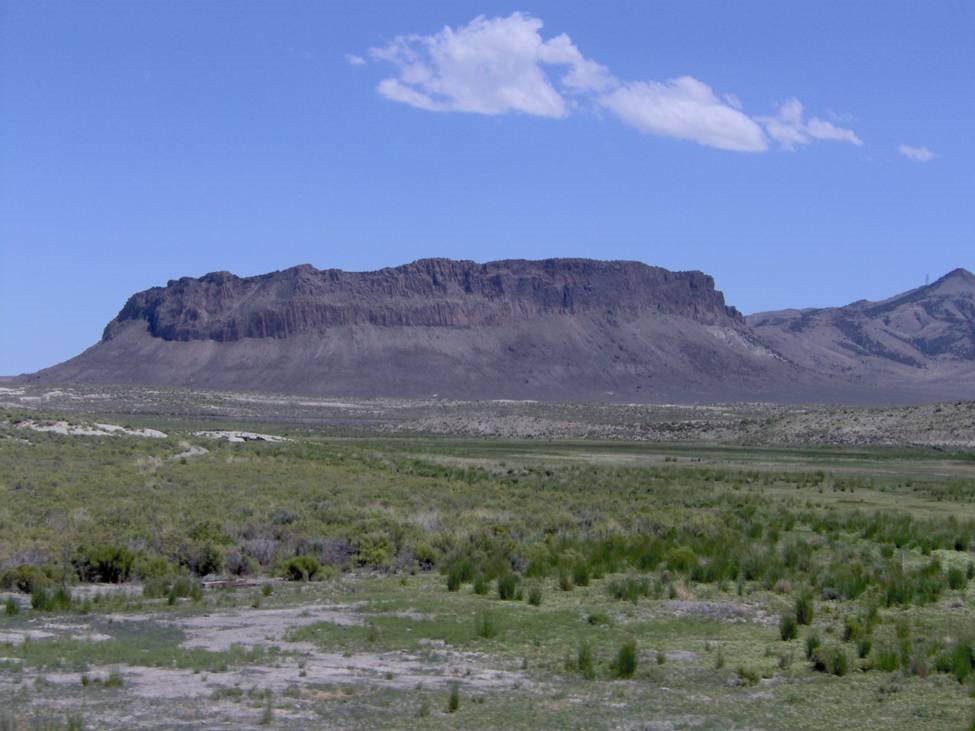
[25,260,975,404]
[104,259,741,342]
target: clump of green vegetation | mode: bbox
[577,642,596,680]
[812,645,849,676]
[31,585,73,612]
[73,545,135,583]
[259,695,274,725]
[497,574,521,601]
[558,569,574,592]
[1,565,53,594]
[780,613,798,641]
[737,665,759,685]
[612,639,638,679]
[447,683,460,713]
[935,639,974,683]
[472,574,489,595]
[947,566,968,590]
[805,631,821,660]
[474,611,498,639]
[4,597,19,616]
[607,576,651,603]
[446,561,473,592]
[795,591,814,625]
[283,555,321,581]
[871,640,901,672]
[143,574,201,603]
[527,585,543,606]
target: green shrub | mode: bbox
[558,569,574,592]
[608,576,651,603]
[871,641,900,672]
[4,597,19,616]
[144,574,199,600]
[31,585,72,612]
[446,567,462,592]
[857,637,873,659]
[812,645,849,676]
[497,574,520,601]
[527,586,542,606]
[472,574,489,595]
[73,545,135,583]
[737,665,759,685]
[613,639,638,678]
[475,611,498,639]
[283,555,321,582]
[780,613,798,641]
[948,566,967,590]
[356,534,392,569]
[578,642,595,679]
[572,563,591,587]
[664,546,697,573]
[795,591,814,625]
[193,542,224,576]
[843,615,864,642]
[447,683,459,713]
[135,555,176,583]
[586,611,610,626]
[1,565,51,594]
[805,631,821,659]
[412,543,437,571]
[945,640,974,683]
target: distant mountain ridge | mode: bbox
[748,268,975,381]
[23,259,975,404]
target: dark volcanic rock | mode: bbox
[104,259,740,342]
[24,260,975,404]
[30,258,796,402]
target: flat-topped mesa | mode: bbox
[104,258,741,342]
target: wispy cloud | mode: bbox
[898,144,936,162]
[758,99,862,150]
[601,77,767,152]
[362,13,862,154]
[345,53,366,66]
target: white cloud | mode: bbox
[898,144,936,162]
[366,13,863,155]
[759,99,862,150]
[345,53,366,66]
[369,12,611,118]
[600,77,768,152]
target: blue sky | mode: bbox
[2,1,973,374]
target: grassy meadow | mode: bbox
[1,404,975,728]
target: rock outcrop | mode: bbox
[23,259,975,404]
[104,259,740,342]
